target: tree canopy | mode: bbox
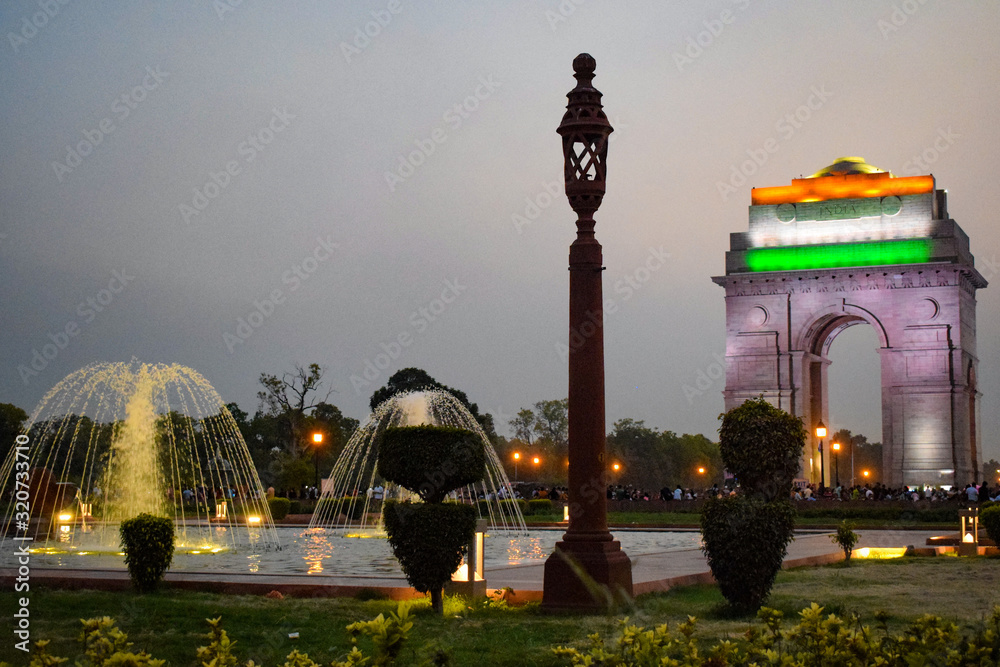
[368,367,496,439]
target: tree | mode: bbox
[508,408,536,444]
[606,419,662,489]
[830,428,882,484]
[257,363,334,455]
[533,399,568,447]
[368,368,497,440]
[0,403,29,468]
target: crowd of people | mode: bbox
[792,480,998,503]
[505,480,1000,504]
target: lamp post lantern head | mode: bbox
[312,432,323,444]
[558,53,613,224]
[815,421,827,439]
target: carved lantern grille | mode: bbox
[558,53,614,221]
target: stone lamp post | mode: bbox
[542,53,633,611]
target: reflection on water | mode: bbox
[5,527,701,576]
[506,536,545,565]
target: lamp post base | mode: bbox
[541,538,633,612]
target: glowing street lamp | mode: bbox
[513,452,521,482]
[612,463,620,472]
[311,432,323,491]
[815,421,827,487]
[862,470,870,480]
[832,442,841,487]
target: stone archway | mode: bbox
[713,158,987,488]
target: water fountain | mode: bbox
[309,389,527,534]
[0,360,280,555]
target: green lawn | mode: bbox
[9,556,1000,666]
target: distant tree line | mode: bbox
[4,365,964,496]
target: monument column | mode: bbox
[542,53,633,611]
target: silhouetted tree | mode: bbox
[368,368,497,440]
[0,403,29,468]
[257,363,334,455]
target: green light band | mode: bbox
[746,239,933,272]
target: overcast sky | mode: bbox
[2,1,998,461]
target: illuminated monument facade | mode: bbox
[713,158,987,488]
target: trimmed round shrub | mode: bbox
[268,496,291,521]
[701,495,795,613]
[981,505,1000,546]
[718,397,805,501]
[477,497,527,518]
[119,513,175,593]
[383,500,477,613]
[377,426,485,502]
[528,498,554,515]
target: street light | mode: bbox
[311,432,323,491]
[815,421,827,487]
[513,452,520,482]
[697,466,706,475]
[832,442,841,487]
[612,463,620,472]
[862,470,870,480]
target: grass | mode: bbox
[9,556,1000,666]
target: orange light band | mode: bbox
[751,173,934,206]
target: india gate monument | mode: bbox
[713,157,987,488]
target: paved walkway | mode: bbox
[2,529,944,602]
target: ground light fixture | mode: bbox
[959,507,980,556]
[449,518,487,597]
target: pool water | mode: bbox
[10,526,702,576]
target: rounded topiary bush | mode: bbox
[980,505,1000,546]
[119,513,175,593]
[377,425,485,503]
[528,498,554,515]
[268,496,291,521]
[383,500,477,608]
[378,425,485,613]
[702,396,805,613]
[701,495,796,613]
[718,397,806,501]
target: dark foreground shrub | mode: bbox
[377,425,485,503]
[383,500,477,613]
[981,504,1000,545]
[701,495,796,613]
[119,513,174,593]
[267,496,291,521]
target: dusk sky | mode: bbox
[2,1,998,461]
